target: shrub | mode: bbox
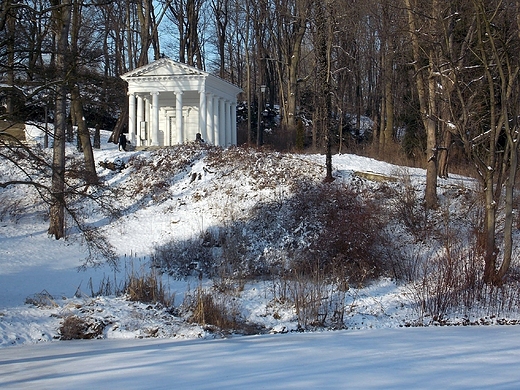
[59,315,104,340]
[25,290,58,308]
[154,180,390,286]
[153,236,216,279]
[285,181,390,285]
[187,287,238,329]
[183,284,261,334]
[124,266,172,306]
[396,192,520,324]
[390,169,428,237]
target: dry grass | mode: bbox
[59,315,104,340]
[124,266,172,306]
[183,284,261,334]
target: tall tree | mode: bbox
[48,0,72,239]
[252,0,268,146]
[271,0,310,141]
[136,0,158,66]
[429,0,520,284]
[212,0,228,76]
[470,0,520,284]
[313,0,333,181]
[3,0,17,119]
[379,0,395,153]
[403,0,441,209]
[69,0,97,184]
[168,0,204,68]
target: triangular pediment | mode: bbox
[121,57,242,98]
[121,58,207,79]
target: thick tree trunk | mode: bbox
[483,173,498,284]
[424,56,438,209]
[48,86,67,239]
[5,0,16,118]
[315,0,333,182]
[437,131,451,179]
[499,133,519,280]
[404,0,438,209]
[48,0,72,240]
[285,9,307,138]
[383,58,394,148]
[71,86,98,184]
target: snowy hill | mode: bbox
[1,128,520,388]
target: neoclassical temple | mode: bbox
[121,58,242,147]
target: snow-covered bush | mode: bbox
[59,315,104,340]
[154,180,390,285]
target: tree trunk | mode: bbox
[424,53,438,209]
[214,0,228,77]
[284,2,308,138]
[482,172,498,284]
[254,6,267,147]
[383,52,394,148]
[48,0,72,240]
[437,130,451,179]
[499,119,519,278]
[5,0,15,118]
[315,0,333,182]
[68,0,97,184]
[244,0,252,144]
[71,86,98,184]
[378,93,385,153]
[404,0,438,209]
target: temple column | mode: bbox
[225,100,231,146]
[175,91,184,144]
[151,91,159,146]
[213,96,220,146]
[164,109,171,146]
[231,102,237,145]
[127,92,136,145]
[206,93,214,144]
[219,98,226,146]
[199,90,207,141]
[145,97,151,146]
[136,94,144,146]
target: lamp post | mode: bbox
[257,84,267,146]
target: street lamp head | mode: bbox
[260,85,267,93]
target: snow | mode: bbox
[2,327,520,389]
[1,127,519,388]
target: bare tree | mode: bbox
[3,0,16,119]
[69,0,97,184]
[48,0,72,239]
[313,0,334,181]
[212,0,228,76]
[470,0,520,284]
[379,0,395,153]
[271,0,310,140]
[428,0,520,284]
[136,0,160,66]
[168,0,204,68]
[403,0,441,209]
[252,0,268,146]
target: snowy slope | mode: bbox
[1,127,520,388]
[2,326,520,389]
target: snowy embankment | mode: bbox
[1,128,432,347]
[1,127,520,388]
[2,326,520,389]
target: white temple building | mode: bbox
[121,58,242,147]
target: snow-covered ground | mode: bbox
[1,127,519,388]
[3,326,520,389]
